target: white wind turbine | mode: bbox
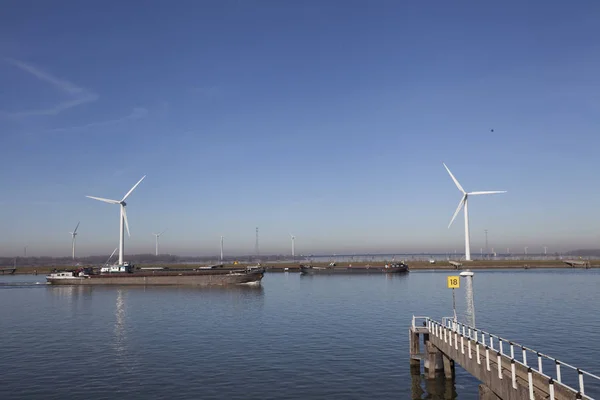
[86,176,146,266]
[153,229,167,256]
[290,233,295,258]
[69,221,80,260]
[444,163,506,261]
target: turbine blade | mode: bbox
[159,229,167,236]
[448,195,467,228]
[468,191,507,195]
[443,163,466,194]
[73,221,80,234]
[122,206,131,237]
[121,175,146,202]
[86,196,120,204]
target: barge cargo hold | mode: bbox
[299,262,409,275]
[46,264,265,286]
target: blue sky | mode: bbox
[1,0,600,257]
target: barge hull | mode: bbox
[47,272,263,286]
[300,267,408,275]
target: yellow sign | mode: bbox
[447,276,460,289]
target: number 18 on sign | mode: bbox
[447,276,460,324]
[447,276,460,289]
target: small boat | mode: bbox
[300,262,409,275]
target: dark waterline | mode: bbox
[0,270,598,399]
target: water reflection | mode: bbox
[410,372,457,399]
[115,289,126,354]
[47,284,94,298]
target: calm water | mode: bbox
[0,269,599,399]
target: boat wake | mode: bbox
[0,282,47,289]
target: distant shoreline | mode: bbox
[3,259,596,275]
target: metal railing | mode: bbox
[413,315,600,400]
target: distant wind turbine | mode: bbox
[153,229,167,256]
[70,221,80,260]
[220,235,224,262]
[86,176,146,266]
[444,163,506,261]
[290,233,295,258]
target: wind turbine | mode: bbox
[444,163,506,261]
[290,233,295,258]
[153,229,167,256]
[86,176,146,266]
[70,221,80,260]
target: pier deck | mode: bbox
[410,316,599,399]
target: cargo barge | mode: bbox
[46,263,265,286]
[299,262,409,275]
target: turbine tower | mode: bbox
[290,233,295,258]
[153,229,167,256]
[86,176,146,266]
[220,235,224,262]
[70,221,80,260]
[443,163,506,261]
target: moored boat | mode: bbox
[46,263,265,286]
[299,262,409,275]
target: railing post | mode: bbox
[412,315,416,329]
[510,342,514,359]
[549,378,555,400]
[555,361,561,383]
[497,351,502,379]
[523,348,527,366]
[537,352,543,374]
[490,335,494,350]
[499,339,504,355]
[461,335,464,354]
[486,346,490,371]
[476,342,481,364]
[455,332,458,351]
[444,327,447,343]
[468,339,472,359]
[462,324,466,337]
[528,367,534,400]
[468,327,471,339]
[578,369,585,395]
[474,330,478,344]
[482,333,485,346]
[511,359,517,389]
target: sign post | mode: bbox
[447,276,460,329]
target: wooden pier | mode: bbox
[409,316,599,399]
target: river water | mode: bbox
[0,269,598,399]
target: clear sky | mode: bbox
[1,0,600,257]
